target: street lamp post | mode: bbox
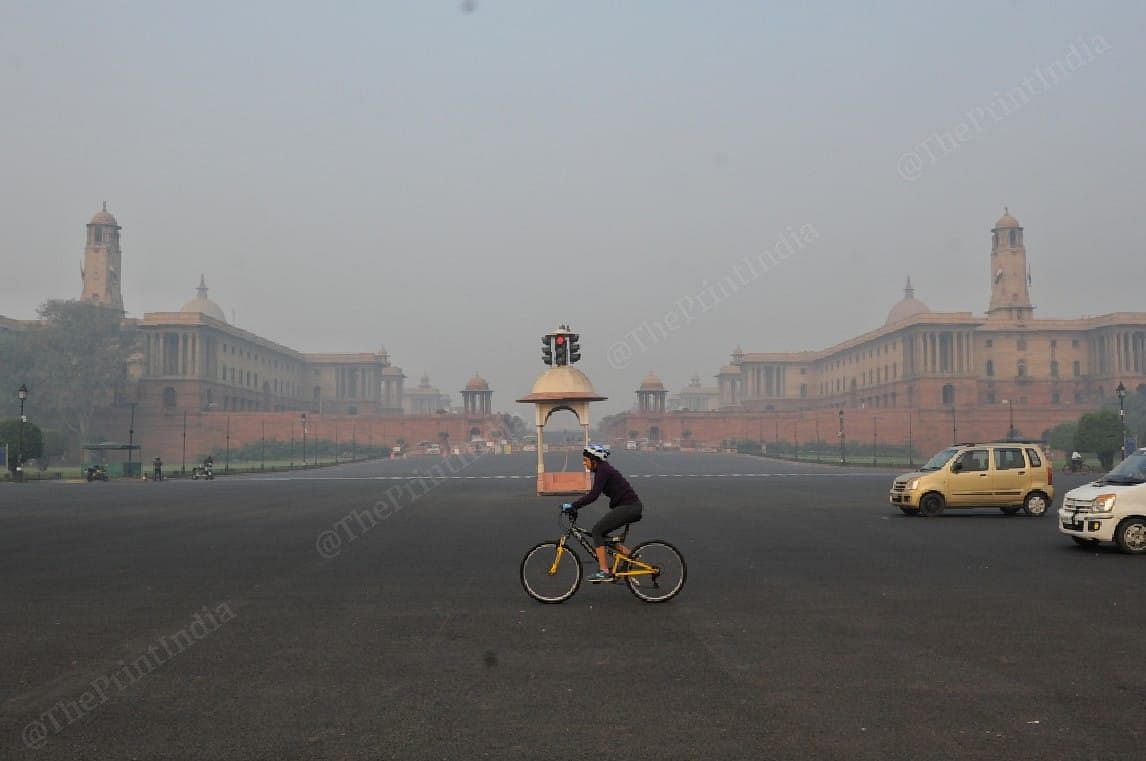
[1117,382,1127,457]
[127,402,137,475]
[815,416,821,463]
[907,408,914,467]
[301,413,308,465]
[1002,399,1015,440]
[838,408,846,464]
[15,384,28,482]
[949,405,957,445]
[181,411,187,476]
[225,416,231,474]
[872,416,879,466]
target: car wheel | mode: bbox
[919,493,944,518]
[1000,506,1022,516]
[1071,536,1100,547]
[1023,491,1049,517]
[1114,518,1146,554]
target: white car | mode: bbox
[1059,448,1146,553]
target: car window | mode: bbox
[957,449,990,472]
[1024,448,1042,467]
[994,447,1024,470]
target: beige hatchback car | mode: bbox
[889,442,1054,517]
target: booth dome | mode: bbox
[465,373,490,391]
[639,372,665,391]
[532,367,598,396]
[181,275,226,322]
[884,277,930,326]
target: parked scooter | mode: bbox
[191,463,214,480]
[85,464,109,482]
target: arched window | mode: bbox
[941,384,955,405]
[986,360,994,377]
[1050,361,1059,378]
[162,387,177,409]
[1072,360,1081,377]
[1017,361,1027,378]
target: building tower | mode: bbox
[80,203,124,311]
[987,208,1034,321]
[636,372,667,413]
[461,373,493,416]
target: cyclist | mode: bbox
[562,443,643,583]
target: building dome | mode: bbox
[89,202,119,227]
[993,208,1021,229]
[465,373,490,391]
[884,276,930,326]
[639,372,665,391]
[180,275,227,322]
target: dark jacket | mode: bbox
[571,460,640,510]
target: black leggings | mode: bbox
[591,502,643,547]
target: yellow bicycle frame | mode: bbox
[549,527,658,579]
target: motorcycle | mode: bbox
[85,464,109,482]
[191,464,214,480]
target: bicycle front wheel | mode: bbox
[520,541,583,604]
[625,540,686,603]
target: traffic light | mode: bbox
[541,335,553,365]
[554,334,568,366]
[568,334,580,364]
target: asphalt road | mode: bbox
[1,452,1143,761]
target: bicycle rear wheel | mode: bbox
[520,541,582,604]
[625,540,686,603]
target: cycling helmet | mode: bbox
[583,443,611,461]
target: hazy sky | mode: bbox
[3,1,1144,416]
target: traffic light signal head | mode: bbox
[568,333,580,364]
[554,334,567,366]
[541,335,553,365]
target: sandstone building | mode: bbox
[610,211,1146,456]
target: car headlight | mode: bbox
[907,478,920,490]
[1092,494,1117,513]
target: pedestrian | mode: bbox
[153,456,163,481]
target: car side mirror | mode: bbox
[951,461,963,473]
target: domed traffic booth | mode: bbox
[517,366,607,496]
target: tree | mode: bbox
[0,418,44,473]
[1046,421,1078,455]
[0,330,34,419]
[1075,409,1122,469]
[26,300,135,454]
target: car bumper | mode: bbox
[1058,509,1117,541]
[889,492,918,508]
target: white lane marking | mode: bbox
[240,472,888,482]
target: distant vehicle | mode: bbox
[85,464,109,482]
[424,444,442,455]
[625,441,637,450]
[523,444,537,452]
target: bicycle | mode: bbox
[519,507,687,604]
